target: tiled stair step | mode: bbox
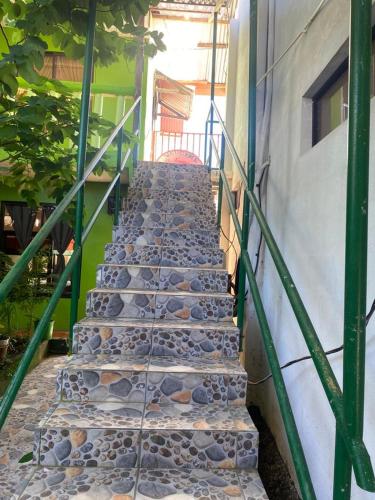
[56,354,246,405]
[97,264,228,293]
[130,175,212,190]
[104,243,225,268]
[132,163,210,178]
[18,466,268,499]
[118,213,217,230]
[73,318,240,359]
[86,289,233,322]
[123,198,216,216]
[137,160,210,173]
[120,204,217,227]
[112,227,219,248]
[33,402,257,469]
[127,189,213,204]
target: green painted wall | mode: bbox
[0,182,113,331]
[0,27,149,332]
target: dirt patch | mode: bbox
[249,405,301,500]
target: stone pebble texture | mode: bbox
[4,161,268,498]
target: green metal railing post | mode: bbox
[208,10,218,170]
[333,0,374,497]
[133,29,144,171]
[69,0,97,344]
[237,0,257,347]
[0,98,141,432]
[217,133,225,227]
[114,127,124,226]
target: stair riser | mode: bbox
[73,324,239,359]
[104,244,225,268]
[124,199,216,214]
[137,161,209,172]
[112,228,219,248]
[119,214,217,230]
[97,266,228,293]
[34,428,140,469]
[130,179,212,191]
[128,190,213,204]
[86,292,233,322]
[57,370,246,406]
[34,429,257,470]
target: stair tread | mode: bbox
[77,317,238,330]
[38,401,255,432]
[18,466,268,499]
[89,287,232,299]
[61,354,246,375]
[98,263,227,273]
[38,401,144,429]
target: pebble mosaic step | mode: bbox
[112,227,219,248]
[137,160,209,170]
[56,354,247,405]
[16,161,267,500]
[86,288,234,322]
[129,177,212,191]
[123,198,216,215]
[127,189,214,204]
[73,318,240,358]
[104,243,225,268]
[17,467,268,499]
[33,402,257,470]
[119,212,217,230]
[96,264,228,293]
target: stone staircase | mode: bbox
[18,161,268,499]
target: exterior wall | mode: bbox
[143,16,227,161]
[225,1,375,498]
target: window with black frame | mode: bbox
[0,202,74,296]
[312,39,375,145]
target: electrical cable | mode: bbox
[248,302,375,386]
[253,167,267,276]
[248,344,344,386]
[366,298,375,326]
[256,0,330,87]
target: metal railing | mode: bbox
[0,95,141,431]
[151,130,221,164]
[206,99,375,498]
[204,0,374,497]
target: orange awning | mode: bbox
[154,71,194,120]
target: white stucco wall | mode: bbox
[226,1,375,498]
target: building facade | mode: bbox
[225,1,375,498]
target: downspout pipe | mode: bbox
[333,0,375,496]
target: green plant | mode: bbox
[16,249,55,334]
[0,251,26,337]
[0,0,165,211]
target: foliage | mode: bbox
[0,0,165,209]
[15,249,55,334]
[0,88,123,213]
[0,251,26,336]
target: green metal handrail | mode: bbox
[211,136,316,499]
[0,97,141,431]
[208,103,375,493]
[0,96,141,307]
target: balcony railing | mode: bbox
[151,130,221,164]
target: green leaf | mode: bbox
[19,451,33,464]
